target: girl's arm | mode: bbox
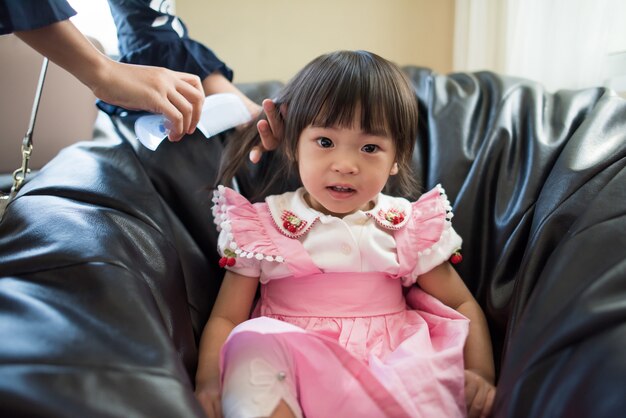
[195,271,259,418]
[416,262,495,418]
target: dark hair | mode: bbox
[218,50,420,199]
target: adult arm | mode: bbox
[106,0,283,152]
[14,19,204,141]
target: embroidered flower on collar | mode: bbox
[378,208,406,226]
[281,210,308,234]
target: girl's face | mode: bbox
[296,118,398,217]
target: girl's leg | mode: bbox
[221,331,302,418]
[269,400,296,418]
[222,317,403,418]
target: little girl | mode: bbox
[195,50,496,418]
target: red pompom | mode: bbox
[226,257,236,266]
[450,253,463,264]
[218,257,228,268]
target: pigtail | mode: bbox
[215,102,298,200]
[215,111,265,188]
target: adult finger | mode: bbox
[249,145,263,164]
[261,99,282,150]
[257,119,277,153]
[262,99,279,131]
[176,70,204,94]
[170,89,195,137]
[175,72,204,134]
[160,100,184,142]
[250,118,276,164]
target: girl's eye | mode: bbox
[362,144,379,153]
[317,137,334,148]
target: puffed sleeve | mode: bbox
[212,186,285,279]
[97,0,233,115]
[0,0,76,34]
[401,185,463,286]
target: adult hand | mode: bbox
[250,99,285,163]
[93,60,205,142]
[195,384,223,418]
[464,369,496,418]
[15,20,205,142]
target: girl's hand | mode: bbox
[464,369,496,418]
[195,383,223,418]
[250,99,285,163]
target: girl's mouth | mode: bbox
[327,185,356,199]
[328,185,354,193]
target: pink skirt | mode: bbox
[220,272,469,418]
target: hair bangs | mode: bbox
[283,51,402,139]
[309,53,394,139]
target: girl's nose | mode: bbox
[331,156,359,174]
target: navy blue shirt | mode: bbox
[0,0,233,115]
[108,0,232,82]
[0,0,75,34]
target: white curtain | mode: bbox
[454,0,624,92]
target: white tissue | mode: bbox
[134,93,253,151]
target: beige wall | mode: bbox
[0,1,454,172]
[0,35,98,172]
[177,0,455,83]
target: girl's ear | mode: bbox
[390,162,399,175]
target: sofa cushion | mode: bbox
[0,70,624,417]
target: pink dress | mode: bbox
[212,185,469,418]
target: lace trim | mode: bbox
[416,184,458,258]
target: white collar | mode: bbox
[266,188,412,238]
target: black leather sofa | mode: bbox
[0,68,624,418]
